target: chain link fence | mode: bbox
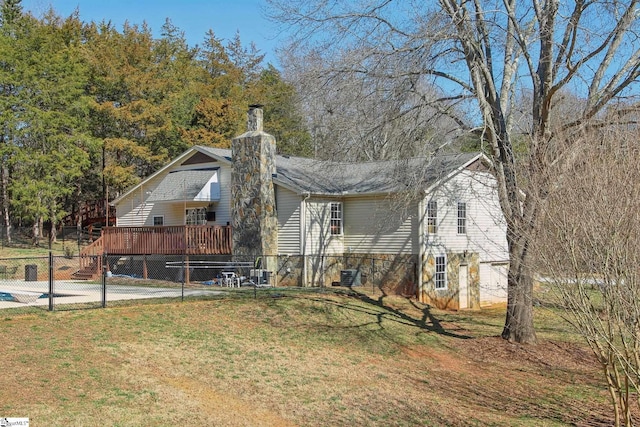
[0,252,417,314]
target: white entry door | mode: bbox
[459,264,469,309]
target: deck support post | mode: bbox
[142,255,148,279]
[185,255,190,285]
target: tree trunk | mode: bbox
[49,220,57,247]
[501,228,537,344]
[32,218,40,247]
[50,202,57,245]
[1,161,11,244]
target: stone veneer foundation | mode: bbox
[421,251,480,310]
[273,254,418,294]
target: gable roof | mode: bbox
[146,167,219,202]
[113,145,486,205]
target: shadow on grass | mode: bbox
[306,287,473,339]
[358,288,474,339]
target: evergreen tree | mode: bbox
[0,0,22,27]
[254,65,312,156]
[0,5,313,232]
[7,10,91,244]
[0,0,23,241]
[84,21,167,196]
[181,30,246,147]
[84,19,205,196]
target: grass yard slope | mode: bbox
[0,288,613,426]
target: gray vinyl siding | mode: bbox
[344,197,418,255]
[276,186,302,254]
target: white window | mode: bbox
[457,202,466,234]
[427,200,437,234]
[435,255,447,289]
[330,202,342,235]
[186,208,207,225]
[153,216,164,226]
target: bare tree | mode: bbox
[267,0,640,343]
[279,37,468,161]
[536,131,640,426]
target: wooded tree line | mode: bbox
[0,0,311,243]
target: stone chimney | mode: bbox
[247,103,263,132]
[231,105,278,272]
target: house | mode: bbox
[98,106,508,309]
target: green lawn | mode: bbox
[0,237,76,258]
[0,287,612,426]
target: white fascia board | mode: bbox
[423,153,485,195]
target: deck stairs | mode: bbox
[70,235,104,280]
[71,257,101,280]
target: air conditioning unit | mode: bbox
[340,269,361,287]
[250,269,273,286]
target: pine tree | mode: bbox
[7,10,91,244]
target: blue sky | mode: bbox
[20,0,282,65]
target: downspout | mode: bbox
[300,191,311,286]
[417,195,425,302]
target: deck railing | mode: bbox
[101,225,232,255]
[79,234,104,273]
[63,199,115,227]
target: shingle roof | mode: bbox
[146,168,218,202]
[197,146,481,196]
[274,153,480,195]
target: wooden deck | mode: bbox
[63,199,115,227]
[102,225,233,255]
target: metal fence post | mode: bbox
[48,251,54,311]
[254,254,260,299]
[372,257,376,294]
[101,253,107,308]
[181,254,185,302]
[77,223,81,256]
